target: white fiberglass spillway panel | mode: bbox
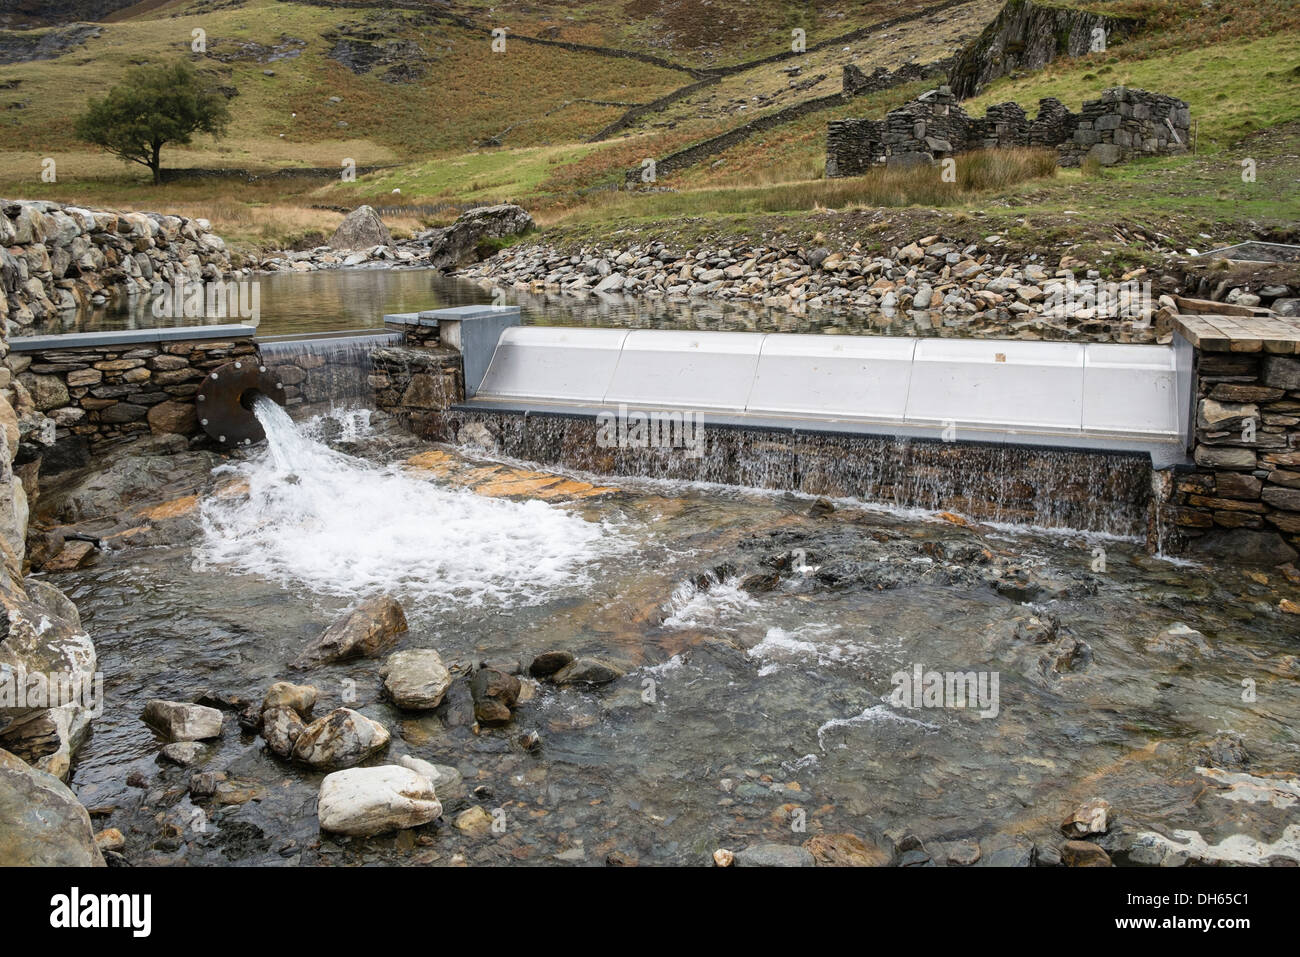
[476,326,628,403]
[1082,343,1179,437]
[906,339,1085,432]
[746,334,916,420]
[603,330,766,411]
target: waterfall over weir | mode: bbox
[194,395,618,607]
[257,331,402,408]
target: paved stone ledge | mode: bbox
[1173,315,1300,355]
[9,324,258,353]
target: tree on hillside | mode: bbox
[74,60,231,185]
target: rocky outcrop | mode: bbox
[0,24,100,64]
[424,204,534,271]
[0,748,103,866]
[0,199,236,328]
[947,0,1138,99]
[0,580,97,780]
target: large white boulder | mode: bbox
[318,765,441,836]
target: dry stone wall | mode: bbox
[7,334,257,468]
[1158,320,1300,566]
[0,199,236,330]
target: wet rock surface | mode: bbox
[0,747,104,866]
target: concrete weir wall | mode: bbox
[12,306,1297,565]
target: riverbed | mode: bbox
[46,405,1300,866]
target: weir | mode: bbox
[20,301,1298,559]
[464,326,1191,467]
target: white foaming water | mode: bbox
[195,398,619,609]
[816,705,938,751]
[747,624,873,676]
[661,573,757,629]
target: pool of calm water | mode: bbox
[20,266,970,340]
[46,405,1300,867]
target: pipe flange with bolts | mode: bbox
[195,360,289,448]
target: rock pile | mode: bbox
[460,237,1183,343]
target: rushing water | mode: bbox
[50,403,1300,867]
[196,397,617,605]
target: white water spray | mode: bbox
[196,397,619,609]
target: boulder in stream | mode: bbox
[329,205,391,250]
[142,699,224,741]
[381,649,453,709]
[550,657,625,687]
[292,595,408,669]
[291,707,390,769]
[318,765,441,836]
[262,706,307,759]
[262,680,318,715]
[469,667,520,725]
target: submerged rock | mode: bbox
[160,741,203,766]
[1146,623,1214,659]
[802,832,891,866]
[396,754,463,798]
[142,700,223,742]
[550,657,625,687]
[318,765,441,836]
[381,649,453,710]
[292,596,407,669]
[1198,731,1250,769]
[453,805,493,836]
[291,708,390,769]
[733,843,816,867]
[0,748,103,866]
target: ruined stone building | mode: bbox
[826,84,1191,176]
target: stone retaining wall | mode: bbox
[370,344,464,432]
[7,332,258,468]
[826,86,1190,175]
[1157,317,1300,565]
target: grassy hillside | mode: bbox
[0,0,1296,256]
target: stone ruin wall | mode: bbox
[826,85,1191,176]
